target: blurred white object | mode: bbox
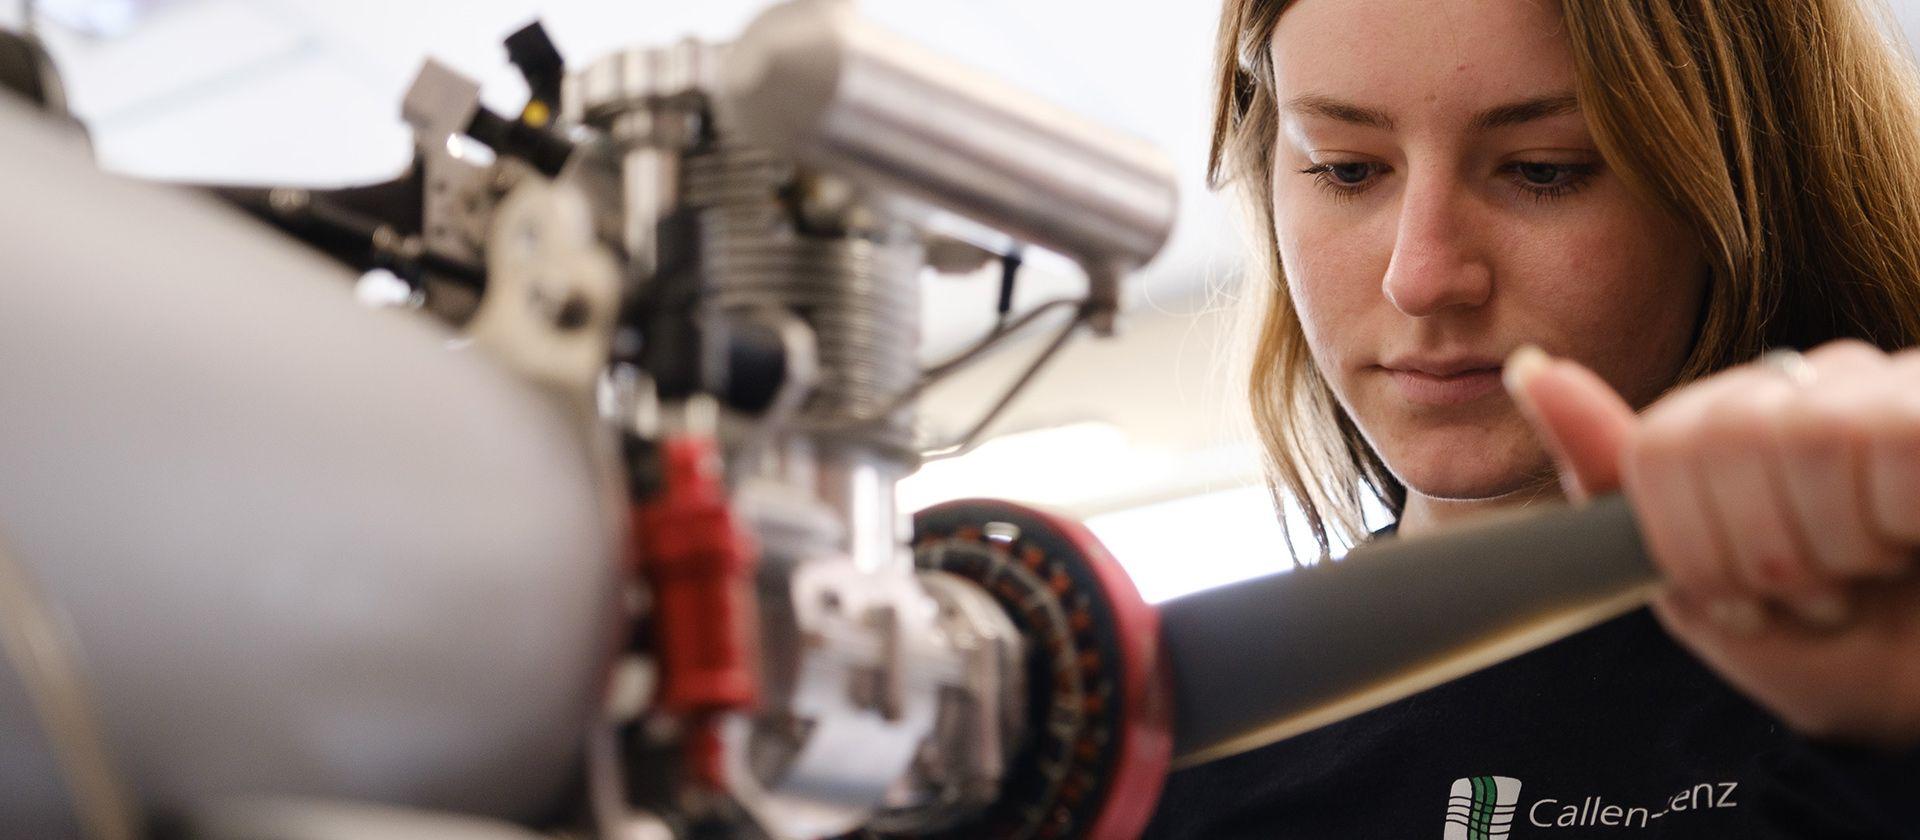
[0,94,621,832]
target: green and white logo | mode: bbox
[1446,775,1522,840]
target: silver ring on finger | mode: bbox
[1758,348,1818,389]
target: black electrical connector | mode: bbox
[504,21,565,120]
[465,108,574,177]
[451,20,574,176]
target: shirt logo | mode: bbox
[1443,775,1741,835]
[1445,775,1523,840]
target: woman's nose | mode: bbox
[1379,178,1493,317]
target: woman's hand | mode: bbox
[1505,339,1920,749]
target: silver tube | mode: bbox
[0,98,620,830]
[814,448,910,576]
[719,0,1179,280]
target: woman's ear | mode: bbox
[1503,346,1637,502]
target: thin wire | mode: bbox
[0,535,141,840]
[919,308,1089,462]
[833,296,1084,432]
[923,296,1081,381]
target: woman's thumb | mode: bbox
[1502,346,1638,502]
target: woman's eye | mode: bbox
[1297,161,1387,199]
[1502,161,1599,199]
[1515,162,1572,185]
[1324,162,1374,184]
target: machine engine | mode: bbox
[0,2,1177,837]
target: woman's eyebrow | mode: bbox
[1469,93,1581,131]
[1284,94,1396,130]
[1281,92,1581,132]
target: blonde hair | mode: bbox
[1211,0,1920,560]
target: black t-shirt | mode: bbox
[1143,529,1919,839]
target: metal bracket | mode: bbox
[467,180,622,395]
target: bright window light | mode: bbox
[1084,486,1299,602]
[899,421,1401,602]
[897,421,1173,513]
[901,423,1319,602]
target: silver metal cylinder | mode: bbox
[813,447,910,576]
[720,0,1179,273]
[0,98,620,832]
[679,137,923,587]
[684,141,924,438]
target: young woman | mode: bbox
[1145,0,1920,835]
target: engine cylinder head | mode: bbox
[684,141,923,447]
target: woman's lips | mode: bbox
[1380,366,1505,406]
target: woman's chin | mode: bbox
[1380,434,1549,502]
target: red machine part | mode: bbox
[903,499,1173,840]
[632,435,761,787]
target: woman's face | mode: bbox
[1268,0,1707,504]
